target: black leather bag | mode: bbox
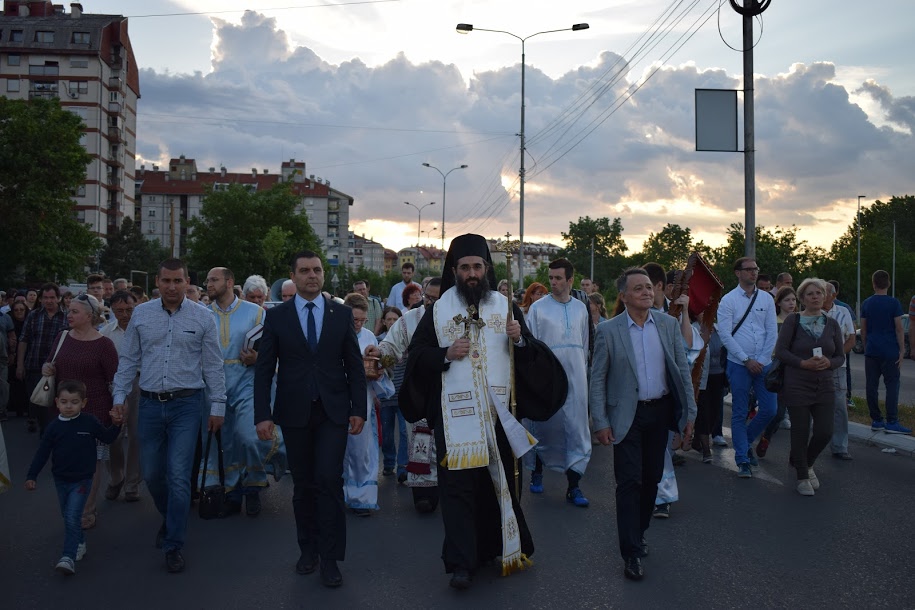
[198,430,228,520]
[764,314,800,393]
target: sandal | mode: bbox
[81,511,97,530]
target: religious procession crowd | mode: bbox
[0,233,910,587]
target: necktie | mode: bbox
[306,302,318,352]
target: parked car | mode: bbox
[853,315,910,357]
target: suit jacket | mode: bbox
[589,310,697,444]
[254,296,367,427]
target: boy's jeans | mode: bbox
[54,478,92,559]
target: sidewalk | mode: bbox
[723,396,915,458]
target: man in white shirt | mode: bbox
[824,282,856,460]
[386,262,421,309]
[102,290,142,502]
[716,257,778,479]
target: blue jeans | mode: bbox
[54,478,92,559]
[726,361,778,465]
[380,402,407,473]
[865,355,900,423]
[138,391,204,552]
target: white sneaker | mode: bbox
[55,556,75,575]
[796,480,815,496]
[808,468,820,490]
[780,417,791,430]
[76,542,87,561]
[712,435,728,447]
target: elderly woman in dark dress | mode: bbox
[773,278,845,496]
[42,294,118,527]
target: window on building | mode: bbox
[109,91,118,102]
[76,210,86,222]
[34,31,54,43]
[328,200,339,211]
[69,81,88,95]
[147,195,157,203]
[67,106,87,121]
[10,30,23,42]
[29,62,59,76]
[149,221,157,232]
[72,185,86,197]
[148,209,156,218]
[69,59,88,68]
[6,79,19,93]
[8,54,20,66]
[72,32,90,44]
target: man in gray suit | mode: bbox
[590,268,696,581]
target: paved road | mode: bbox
[2,417,913,609]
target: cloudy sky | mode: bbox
[97,0,914,254]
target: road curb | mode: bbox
[848,421,915,457]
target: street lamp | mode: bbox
[457,21,589,282]
[421,225,438,245]
[404,201,436,246]
[422,162,468,252]
[856,194,866,319]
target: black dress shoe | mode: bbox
[320,560,343,587]
[245,492,262,517]
[415,498,434,514]
[449,568,473,590]
[623,557,644,581]
[224,500,242,515]
[155,522,166,549]
[296,553,319,575]
[637,537,649,558]
[165,549,185,573]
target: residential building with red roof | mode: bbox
[135,156,353,265]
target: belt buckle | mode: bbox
[157,391,172,402]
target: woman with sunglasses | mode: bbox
[41,294,119,529]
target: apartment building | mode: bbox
[1,1,140,238]
[347,232,385,275]
[135,156,353,264]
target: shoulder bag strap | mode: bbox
[201,430,213,486]
[787,313,800,349]
[50,330,68,364]
[732,289,760,335]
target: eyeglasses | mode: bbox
[422,294,439,303]
[75,293,98,314]
[740,267,760,272]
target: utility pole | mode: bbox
[729,0,771,258]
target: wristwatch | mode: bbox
[742,357,751,364]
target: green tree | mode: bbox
[186,182,323,283]
[709,223,826,291]
[559,216,629,290]
[98,217,170,281]
[631,224,695,271]
[815,195,915,308]
[0,98,99,284]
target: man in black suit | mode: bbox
[254,250,367,588]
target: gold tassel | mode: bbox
[501,553,533,576]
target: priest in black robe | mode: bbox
[400,233,568,590]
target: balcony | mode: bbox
[108,101,121,115]
[29,90,58,100]
[108,76,122,90]
[107,126,122,142]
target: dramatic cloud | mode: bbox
[135,11,915,253]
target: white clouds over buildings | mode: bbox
[133,9,915,253]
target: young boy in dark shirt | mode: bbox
[25,380,123,575]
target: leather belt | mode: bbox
[140,389,198,402]
[637,394,671,408]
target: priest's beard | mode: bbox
[456,274,491,308]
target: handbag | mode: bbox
[764,313,800,393]
[198,430,228,520]
[29,331,68,408]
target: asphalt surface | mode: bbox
[2,413,914,609]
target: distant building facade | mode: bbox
[0,0,141,238]
[347,232,385,275]
[135,156,352,264]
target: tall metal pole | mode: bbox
[590,236,595,281]
[422,163,467,252]
[455,22,589,284]
[404,201,436,247]
[857,195,865,318]
[729,0,770,258]
[893,221,896,300]
[742,7,755,258]
[519,40,526,284]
